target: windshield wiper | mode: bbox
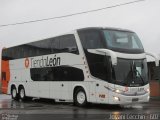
[131,61,145,85]
[122,63,133,86]
[134,68,145,85]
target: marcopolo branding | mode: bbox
[31,55,61,68]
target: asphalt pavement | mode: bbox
[0,94,160,120]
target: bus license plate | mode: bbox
[132,98,138,102]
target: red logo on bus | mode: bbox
[125,87,128,92]
[25,58,29,68]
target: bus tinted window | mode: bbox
[51,37,60,53]
[3,34,79,60]
[103,30,144,53]
[59,35,79,54]
[28,38,53,56]
[30,66,84,81]
[78,30,104,49]
[2,48,15,60]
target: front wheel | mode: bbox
[74,88,87,107]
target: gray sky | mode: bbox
[0,0,160,63]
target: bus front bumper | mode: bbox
[108,92,150,104]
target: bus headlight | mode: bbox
[115,89,123,94]
[115,89,121,93]
[146,88,150,93]
[113,96,120,101]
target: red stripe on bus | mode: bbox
[1,60,10,94]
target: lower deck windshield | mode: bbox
[113,58,148,87]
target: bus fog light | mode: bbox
[113,96,120,101]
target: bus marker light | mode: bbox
[146,88,150,93]
[25,58,29,68]
[125,87,128,92]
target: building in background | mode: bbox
[148,61,160,97]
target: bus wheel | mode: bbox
[19,87,27,101]
[11,86,19,100]
[74,88,87,107]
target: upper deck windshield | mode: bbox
[78,28,144,53]
[103,30,144,53]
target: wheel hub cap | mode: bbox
[77,91,85,104]
[12,89,17,97]
[20,89,24,98]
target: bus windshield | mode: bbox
[113,58,148,86]
[103,30,144,53]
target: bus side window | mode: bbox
[78,30,104,49]
[59,35,79,54]
[30,67,84,81]
[51,37,60,54]
[7,48,14,60]
[54,67,84,81]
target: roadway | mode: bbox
[0,94,160,120]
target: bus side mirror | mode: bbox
[96,49,117,65]
[146,52,159,66]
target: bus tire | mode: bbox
[11,86,19,100]
[74,88,87,107]
[19,86,27,101]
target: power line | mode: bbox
[0,0,145,27]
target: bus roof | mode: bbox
[77,27,134,33]
[2,27,134,50]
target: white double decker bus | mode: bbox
[1,27,153,106]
